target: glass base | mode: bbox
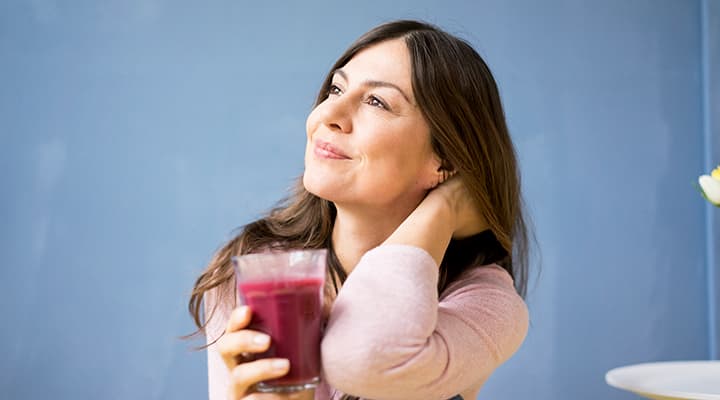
[256,377,319,393]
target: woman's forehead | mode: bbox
[346,39,409,72]
[338,39,414,99]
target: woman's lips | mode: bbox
[314,139,351,160]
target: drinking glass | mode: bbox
[231,249,327,393]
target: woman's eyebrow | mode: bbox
[334,69,413,104]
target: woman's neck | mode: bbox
[331,201,418,274]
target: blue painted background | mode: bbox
[703,0,720,361]
[1,1,717,399]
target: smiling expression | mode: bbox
[303,38,441,211]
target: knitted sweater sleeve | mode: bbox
[321,244,528,400]
[205,283,234,400]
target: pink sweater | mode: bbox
[205,244,528,400]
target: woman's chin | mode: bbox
[302,173,338,201]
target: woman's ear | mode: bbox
[422,154,455,190]
[420,153,442,190]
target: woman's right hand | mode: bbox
[216,306,307,399]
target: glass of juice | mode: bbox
[231,249,326,393]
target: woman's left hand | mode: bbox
[383,175,489,267]
[425,176,488,239]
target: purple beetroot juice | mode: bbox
[238,277,324,389]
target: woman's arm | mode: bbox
[321,246,528,400]
[205,287,234,400]
[383,177,488,266]
[321,178,527,400]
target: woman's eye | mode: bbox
[367,96,388,110]
[328,84,342,96]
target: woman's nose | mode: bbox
[320,96,353,134]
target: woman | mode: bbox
[188,20,531,400]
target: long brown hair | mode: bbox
[187,18,530,371]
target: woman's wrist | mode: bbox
[382,192,455,267]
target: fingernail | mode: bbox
[233,306,247,319]
[253,335,270,346]
[272,359,289,370]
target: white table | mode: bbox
[606,361,720,400]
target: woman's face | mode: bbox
[304,38,440,211]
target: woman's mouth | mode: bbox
[314,139,351,160]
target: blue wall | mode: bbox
[702,0,720,360]
[0,1,716,399]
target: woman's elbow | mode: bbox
[320,333,383,392]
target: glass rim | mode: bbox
[231,248,327,263]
